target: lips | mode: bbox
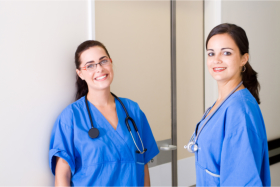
[95,74,108,81]
[213,67,226,72]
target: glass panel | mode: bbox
[95,1,172,186]
[176,1,204,186]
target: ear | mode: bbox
[110,58,112,63]
[241,53,249,66]
[76,69,85,80]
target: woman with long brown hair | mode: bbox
[186,23,271,186]
[49,40,159,186]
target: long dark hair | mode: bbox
[206,23,260,104]
[74,40,111,100]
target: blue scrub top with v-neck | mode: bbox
[49,96,159,186]
[194,88,271,186]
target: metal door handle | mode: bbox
[160,145,177,151]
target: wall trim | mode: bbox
[87,0,95,40]
[204,0,222,108]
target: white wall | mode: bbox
[270,162,280,186]
[0,1,89,185]
[204,0,221,108]
[149,156,196,187]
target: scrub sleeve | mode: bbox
[140,110,159,164]
[49,107,75,176]
[220,105,271,186]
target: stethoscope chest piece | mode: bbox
[184,141,198,153]
[88,128,99,139]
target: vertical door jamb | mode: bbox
[171,0,177,186]
[87,0,95,40]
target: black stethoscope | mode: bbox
[85,92,147,154]
[185,81,243,153]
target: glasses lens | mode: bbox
[100,59,110,66]
[86,63,96,71]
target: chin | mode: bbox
[211,75,226,82]
[96,84,111,90]
[98,81,113,90]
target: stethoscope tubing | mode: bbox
[85,92,147,154]
[111,92,146,154]
[85,95,95,129]
[189,81,243,149]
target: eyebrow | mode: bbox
[206,48,233,51]
[84,56,108,65]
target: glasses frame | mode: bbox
[81,58,112,71]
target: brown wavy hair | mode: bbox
[206,23,260,104]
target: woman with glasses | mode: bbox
[188,23,271,186]
[49,40,159,186]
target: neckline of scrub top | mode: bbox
[203,88,246,120]
[87,97,121,131]
[86,97,137,151]
[87,97,135,160]
[196,88,247,135]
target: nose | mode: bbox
[213,54,222,64]
[95,63,103,72]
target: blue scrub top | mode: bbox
[195,88,271,186]
[49,96,159,186]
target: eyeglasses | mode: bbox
[82,58,112,71]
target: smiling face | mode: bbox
[206,33,248,84]
[76,46,114,92]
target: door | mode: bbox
[95,1,203,186]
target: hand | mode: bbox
[144,164,150,186]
